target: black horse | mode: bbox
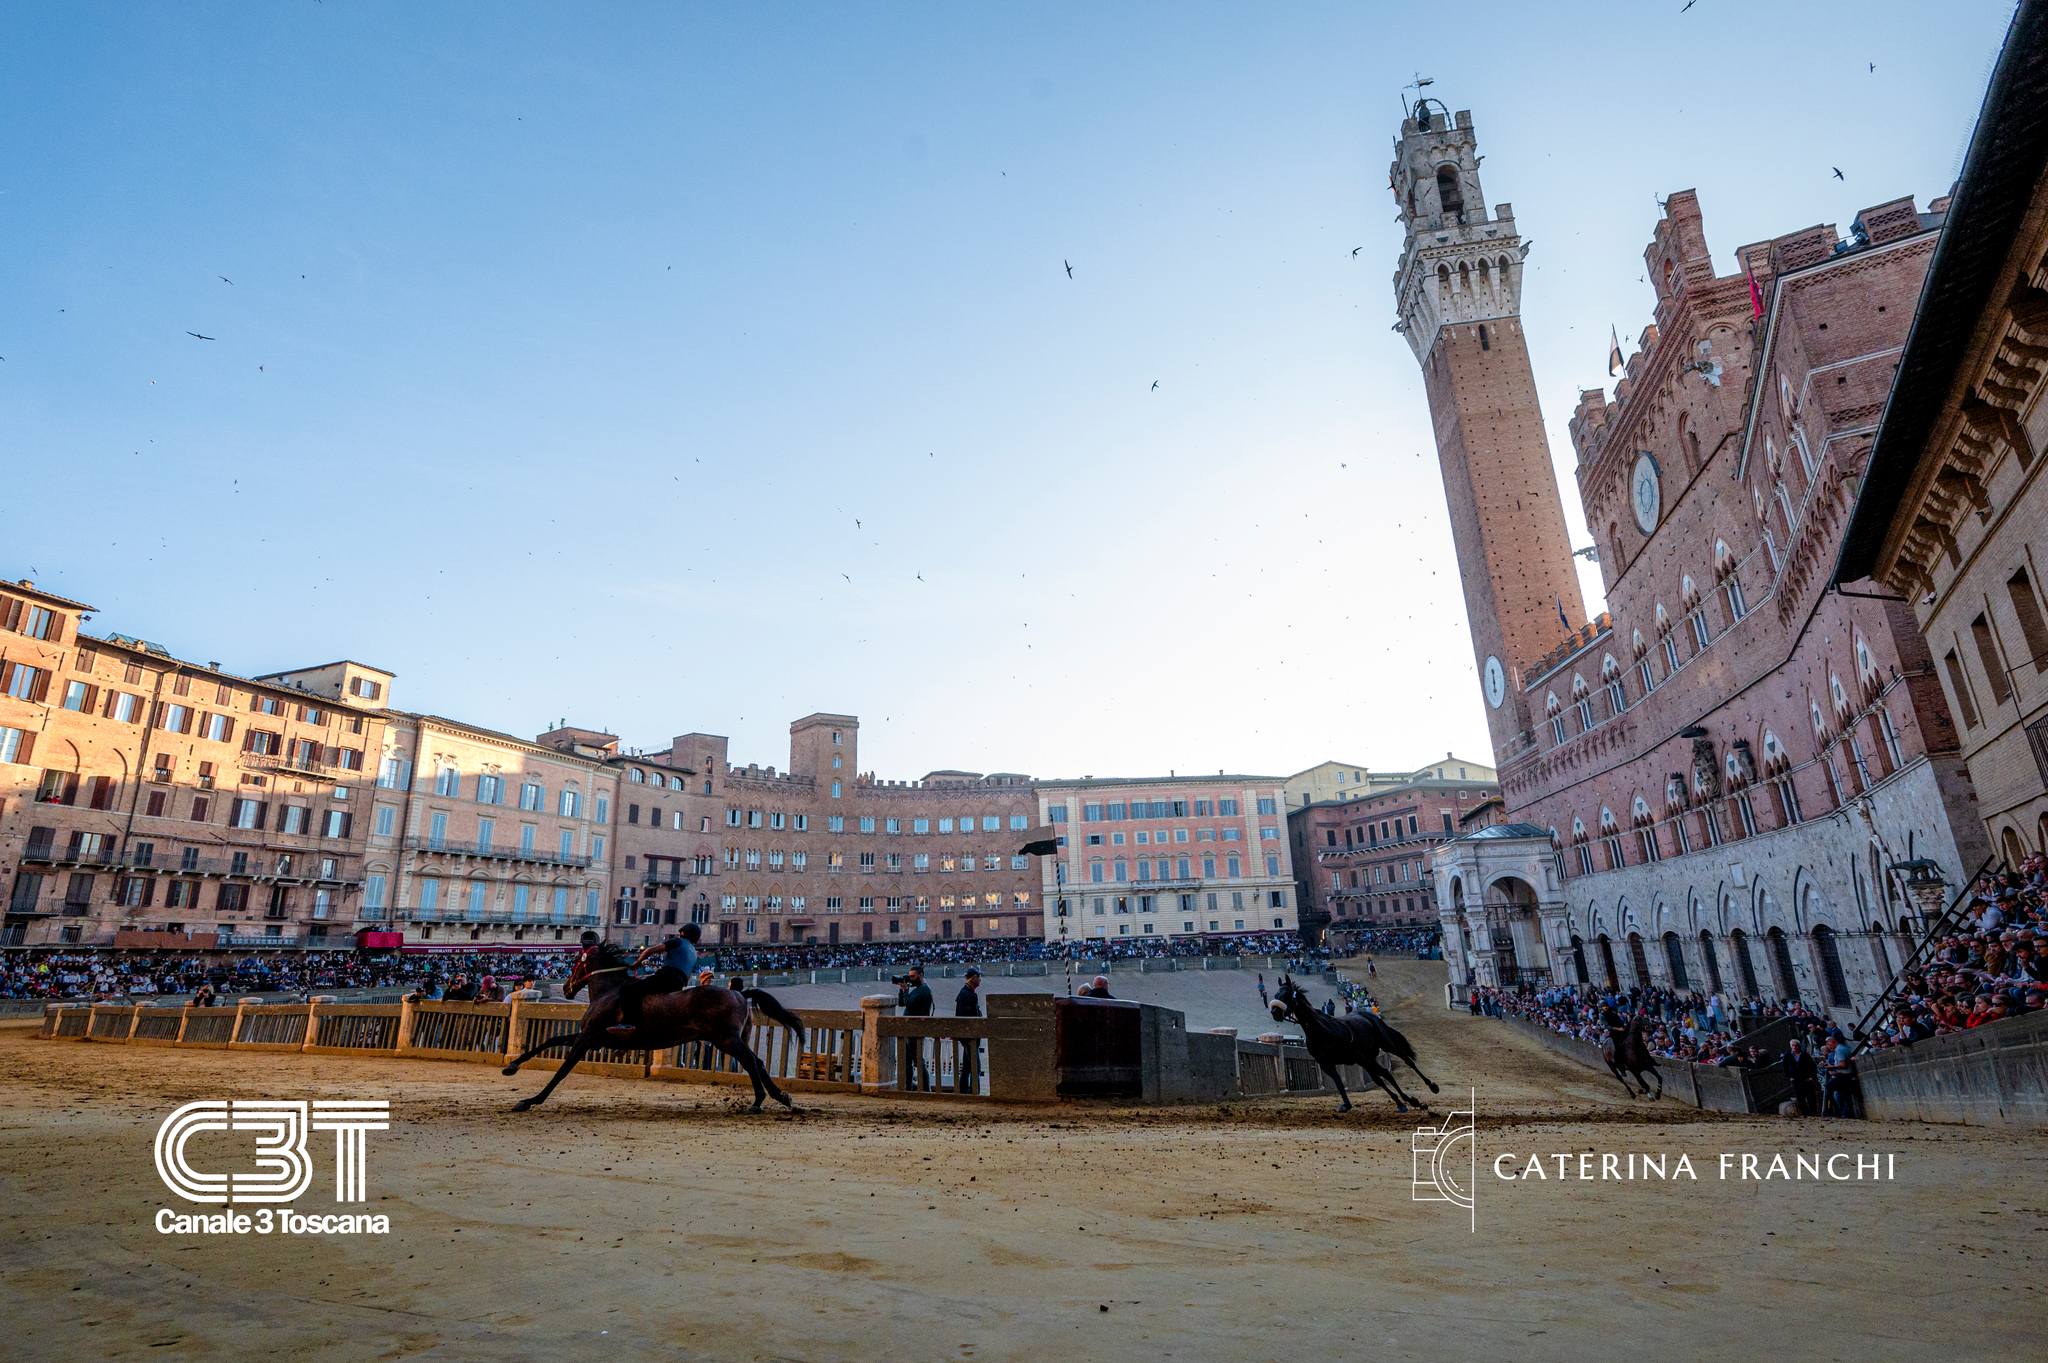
[1270,974,1441,1113]
[1601,1013,1664,1100]
[501,942,806,1113]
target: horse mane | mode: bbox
[588,942,631,970]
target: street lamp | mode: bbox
[1018,836,1074,996]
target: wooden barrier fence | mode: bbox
[33,992,1343,1105]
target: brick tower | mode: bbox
[1391,102,1585,755]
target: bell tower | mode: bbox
[1391,100,1585,757]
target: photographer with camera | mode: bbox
[892,964,934,1091]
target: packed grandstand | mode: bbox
[0,925,1444,1001]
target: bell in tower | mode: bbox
[1387,100,1587,763]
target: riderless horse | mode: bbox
[1270,974,1441,1113]
[1601,1012,1664,1100]
[501,942,805,1113]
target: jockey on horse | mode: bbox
[606,922,702,1039]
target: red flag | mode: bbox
[1746,262,1765,319]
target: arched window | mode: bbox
[1601,653,1627,715]
[1662,931,1690,988]
[1766,926,1799,1001]
[1811,925,1850,1007]
[1677,411,1702,472]
[1436,164,1464,218]
[1728,928,1760,997]
[1698,930,1724,993]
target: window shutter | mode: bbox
[254,800,268,830]
[16,732,33,764]
[151,701,164,729]
[242,729,255,752]
[142,878,155,908]
[309,740,324,764]
[0,661,12,694]
[1,599,19,632]
[29,669,48,704]
[83,684,98,713]
[338,812,353,839]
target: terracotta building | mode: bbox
[1,580,392,948]
[1036,776,1297,944]
[1397,100,1992,1023]
[1287,774,1499,937]
[583,714,1040,950]
[1837,0,2048,867]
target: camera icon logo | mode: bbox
[1410,1091,1477,1229]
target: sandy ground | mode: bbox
[0,961,2040,1363]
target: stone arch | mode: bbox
[1436,163,1465,217]
[2002,825,2028,866]
[1810,923,1852,1007]
[1764,924,1800,1000]
[1661,929,1690,988]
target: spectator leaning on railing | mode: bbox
[1863,852,2048,1051]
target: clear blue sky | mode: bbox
[0,1,2019,780]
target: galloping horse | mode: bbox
[502,942,806,1113]
[1601,1013,1664,1100]
[1270,975,1441,1113]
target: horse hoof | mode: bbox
[1336,1103,1352,1114]
[1393,1103,1408,1114]
[775,1094,795,1110]
[500,1065,518,1077]
[511,1100,534,1113]
[1426,1081,1440,1094]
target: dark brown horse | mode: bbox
[502,943,805,1113]
[1601,1013,1664,1099]
[1271,975,1441,1113]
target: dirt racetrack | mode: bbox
[1,960,2040,1362]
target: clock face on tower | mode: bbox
[1483,655,1506,709]
[1631,451,1662,534]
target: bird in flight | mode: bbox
[1350,246,1363,258]
[1868,62,1876,72]
[1681,0,1696,10]
[1832,167,1845,180]
[915,573,924,582]
[840,573,851,583]
[186,331,215,340]
[217,276,233,285]
[1063,259,1073,279]
[1151,380,1159,391]
[854,518,861,529]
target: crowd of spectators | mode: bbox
[1866,854,2048,1050]
[1324,925,1442,958]
[0,950,576,1002]
[0,928,1356,1002]
[1469,982,1832,1064]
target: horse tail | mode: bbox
[743,988,806,1046]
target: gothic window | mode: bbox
[1602,654,1627,716]
[1792,426,1817,482]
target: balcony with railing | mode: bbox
[21,842,119,868]
[243,751,360,780]
[402,836,593,869]
[217,931,301,948]
[407,908,600,929]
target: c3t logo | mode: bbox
[153,1100,390,1204]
